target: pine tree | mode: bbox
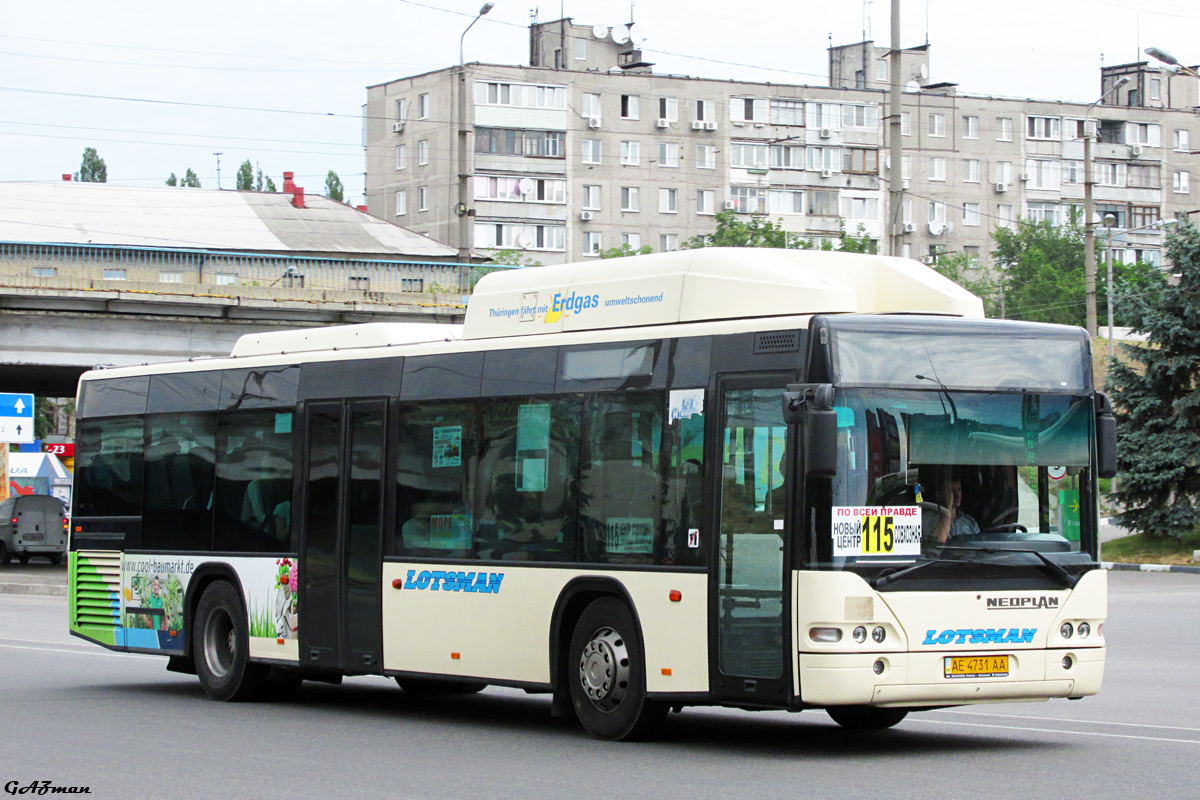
[1108,221,1200,539]
[76,147,107,182]
[236,160,254,190]
[166,173,178,187]
[183,168,201,188]
[325,170,344,202]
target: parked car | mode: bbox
[0,494,69,565]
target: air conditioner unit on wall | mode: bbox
[723,200,737,210]
[392,122,405,133]
[1019,172,1030,182]
[579,210,594,221]
[704,121,717,131]
[901,179,910,191]
[819,128,832,139]
[656,119,670,128]
[820,168,833,178]
[691,121,705,130]
[995,182,1008,193]
[903,222,915,233]
[1130,145,1144,157]
[587,117,602,129]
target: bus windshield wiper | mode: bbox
[870,558,965,588]
[941,545,1079,588]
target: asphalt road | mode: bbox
[0,571,1196,800]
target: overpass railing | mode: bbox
[0,243,519,309]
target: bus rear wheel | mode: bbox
[193,581,268,702]
[568,597,666,741]
[826,706,908,730]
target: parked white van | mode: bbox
[0,494,68,564]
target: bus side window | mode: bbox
[663,393,705,567]
[394,401,476,559]
[142,413,216,552]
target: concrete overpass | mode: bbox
[0,278,472,398]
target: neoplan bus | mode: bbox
[68,248,1115,740]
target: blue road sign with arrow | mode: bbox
[0,393,35,444]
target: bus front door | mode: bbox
[711,378,794,706]
[300,400,387,673]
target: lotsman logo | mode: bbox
[403,569,503,594]
[544,291,600,323]
[922,628,1036,645]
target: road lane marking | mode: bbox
[910,716,1200,745]
[0,642,161,660]
[0,636,97,648]
[932,708,1200,733]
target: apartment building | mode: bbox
[364,19,1200,269]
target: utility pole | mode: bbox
[888,0,903,256]
[1084,132,1096,337]
[213,152,223,190]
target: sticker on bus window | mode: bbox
[432,425,462,468]
[831,506,922,557]
[669,389,704,424]
[606,518,654,554]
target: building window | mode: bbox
[928,113,946,137]
[767,190,804,215]
[697,189,715,215]
[582,185,601,210]
[1027,159,1060,190]
[156,271,178,283]
[928,201,947,226]
[1175,129,1191,151]
[843,147,879,174]
[696,144,716,170]
[695,99,712,123]
[659,142,680,168]
[997,117,1013,141]
[395,191,406,216]
[582,139,601,164]
[575,38,587,61]
[1174,171,1191,194]
[963,202,981,227]
[1027,202,1060,225]
[474,176,566,204]
[963,115,979,139]
[731,142,769,169]
[418,186,428,211]
[620,140,640,166]
[840,196,879,221]
[1097,203,1126,228]
[1130,206,1159,228]
[994,161,1014,185]
[212,273,236,285]
[809,190,838,217]
[772,145,804,169]
[583,232,602,256]
[621,95,639,120]
[843,105,878,128]
[1096,162,1125,187]
[621,186,639,212]
[769,99,804,126]
[876,61,888,81]
[930,157,946,182]
[1027,116,1061,140]
[417,140,429,165]
[998,204,1015,228]
[417,93,429,119]
[395,145,406,169]
[1150,78,1161,101]
[102,268,128,281]
[900,112,911,136]
[806,147,841,172]
[732,97,767,123]
[807,103,840,130]
[660,233,679,252]
[1128,164,1161,188]
[901,156,912,180]
[659,188,678,213]
[730,186,764,213]
[474,128,565,158]
[621,233,642,250]
[395,98,408,123]
[1062,160,1082,185]
[658,97,678,122]
[475,82,565,109]
[963,159,980,183]
[1127,122,1162,146]
[902,198,913,224]
[583,92,602,119]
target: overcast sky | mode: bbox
[3,0,1197,205]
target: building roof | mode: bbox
[0,181,457,259]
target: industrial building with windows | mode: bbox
[364,18,1199,269]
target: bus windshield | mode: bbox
[808,388,1097,577]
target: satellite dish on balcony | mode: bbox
[518,232,536,249]
[613,26,631,43]
[518,177,535,195]
[944,221,955,235]
[592,25,610,39]
[626,24,642,44]
[929,221,946,236]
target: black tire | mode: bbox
[395,677,486,695]
[47,553,62,566]
[0,543,10,565]
[192,581,268,702]
[827,706,908,730]
[16,553,30,565]
[567,597,667,741]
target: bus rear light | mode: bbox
[1077,622,1091,639]
[873,659,886,675]
[1060,622,1074,639]
[809,627,842,643]
[661,668,672,676]
[852,626,867,643]
[669,590,682,602]
[451,652,460,660]
[872,626,886,643]
[391,578,403,589]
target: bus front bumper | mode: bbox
[797,647,1105,707]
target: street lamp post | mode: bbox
[456,3,495,263]
[460,2,494,66]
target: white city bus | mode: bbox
[69,248,1114,739]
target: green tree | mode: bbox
[599,243,653,259]
[255,165,276,192]
[487,248,541,267]
[325,170,344,202]
[683,211,792,249]
[265,175,276,192]
[236,160,254,191]
[182,168,201,188]
[75,147,107,182]
[931,252,1002,318]
[1108,222,1197,539]
[166,172,178,187]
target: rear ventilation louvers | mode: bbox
[754,330,800,354]
[73,550,122,629]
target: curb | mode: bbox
[0,581,68,597]
[1102,561,1200,575]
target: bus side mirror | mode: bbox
[784,384,838,479]
[1095,392,1117,479]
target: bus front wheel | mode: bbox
[568,597,666,741]
[193,581,268,702]
[826,705,908,730]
